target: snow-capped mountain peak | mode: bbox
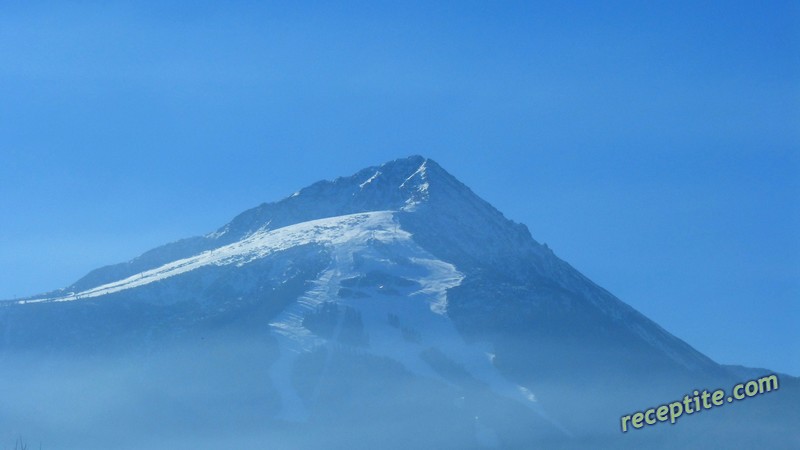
[2,156,795,449]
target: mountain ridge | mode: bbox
[45,156,536,296]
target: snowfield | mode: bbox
[17,212,398,305]
[16,209,556,430]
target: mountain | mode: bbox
[1,156,796,449]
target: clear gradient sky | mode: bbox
[1,2,798,375]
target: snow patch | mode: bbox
[399,159,427,189]
[359,170,381,189]
[15,212,399,305]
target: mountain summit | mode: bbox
[1,156,795,449]
[63,156,537,292]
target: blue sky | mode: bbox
[1,2,798,375]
